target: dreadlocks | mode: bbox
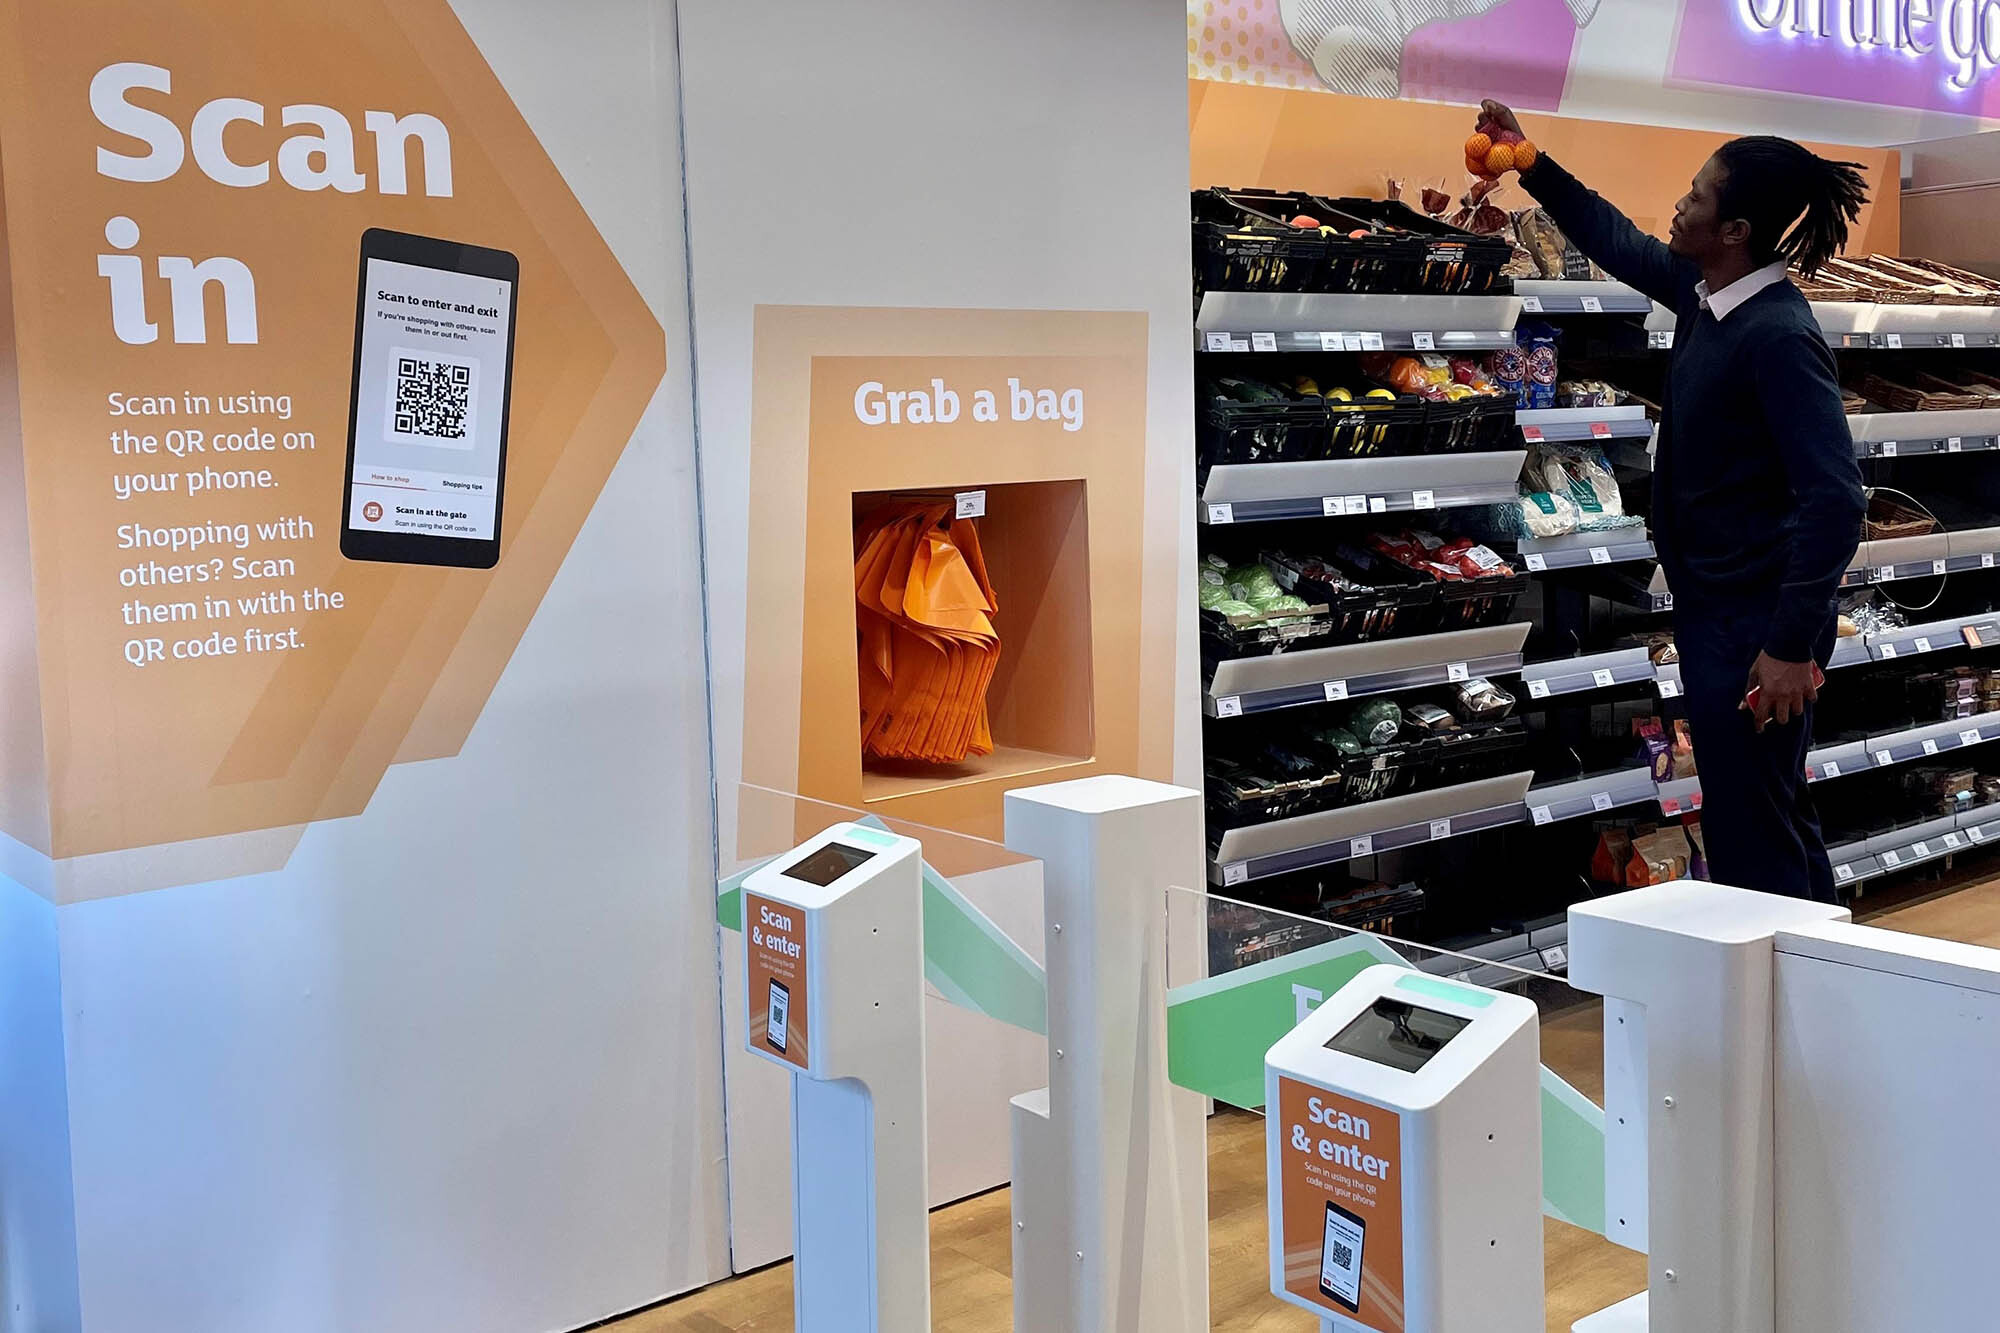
[1713,136,1870,279]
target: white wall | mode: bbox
[0,875,80,1333]
[679,0,1199,1268]
[27,3,730,1330]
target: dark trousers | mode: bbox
[1677,604,1840,902]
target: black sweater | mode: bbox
[1520,157,1866,664]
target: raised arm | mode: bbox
[1480,100,1696,308]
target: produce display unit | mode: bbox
[1191,200,2000,971]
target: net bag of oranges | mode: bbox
[1465,117,1539,180]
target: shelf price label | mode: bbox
[1970,625,1990,649]
[1206,502,1235,525]
[1973,825,1988,842]
[1345,494,1366,515]
[1519,296,1543,313]
[1521,425,1546,443]
[1323,496,1349,517]
[1411,332,1436,351]
[1429,819,1452,841]
[1880,642,1898,659]
[1933,560,1948,577]
[1214,696,1243,718]
[1323,680,1349,702]
[1915,636,1933,653]
[1880,440,1898,457]
[1412,489,1436,510]
[1592,791,1616,813]
[1648,330,1675,350]
[1524,553,1548,572]
[1531,804,1553,825]
[1360,332,1385,351]
[1319,332,1346,352]
[1446,662,1470,682]
[1204,332,1234,353]
[1836,863,1856,883]
[1344,334,1367,352]
[1368,496,1388,513]
[1658,677,1681,699]
[1822,759,1841,778]
[1876,749,1895,767]
[1913,841,1932,857]
[1945,832,1965,849]
[955,489,987,519]
[1963,729,1983,747]
[1540,944,1569,971]
[1348,835,1373,858]
[1230,337,1252,352]
[1949,437,1964,452]
[1953,333,1968,349]
[1882,848,1903,867]
[1527,678,1551,699]
[1923,738,1941,756]
[1221,862,1248,887]
[1251,332,1278,352]
[1593,668,1617,689]
[1985,554,1997,570]
[1886,333,1905,349]
[1580,295,1605,314]
[1590,546,1612,565]
[1590,421,1613,438]
[1691,791,1703,809]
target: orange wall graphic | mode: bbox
[1190,78,1902,256]
[0,0,664,865]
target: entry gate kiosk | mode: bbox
[1265,965,1544,1333]
[741,821,929,1333]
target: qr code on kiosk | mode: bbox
[386,349,477,449]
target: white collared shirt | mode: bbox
[1696,260,1791,321]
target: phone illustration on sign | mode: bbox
[342,228,519,569]
[1320,1199,1366,1313]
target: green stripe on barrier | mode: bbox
[1167,936,1609,1236]
[714,827,1046,1036]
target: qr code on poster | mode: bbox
[386,348,477,449]
[1330,1242,1352,1271]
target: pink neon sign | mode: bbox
[1670,0,2000,117]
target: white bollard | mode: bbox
[1005,776,1209,1333]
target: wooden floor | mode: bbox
[627,878,2000,1333]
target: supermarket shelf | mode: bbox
[1209,771,1536,887]
[1585,562,1675,613]
[1525,766,1660,825]
[1518,530,1656,572]
[1850,408,2000,459]
[1829,634,1876,670]
[1517,405,1654,444]
[1205,623,1531,718]
[1656,775,1703,816]
[1806,710,2000,784]
[1831,812,1974,889]
[1514,279,1655,316]
[1852,528,2000,584]
[1653,661,1683,698]
[1521,646,1654,701]
[1199,451,1527,525]
[1421,932,1551,987]
[1196,291,1523,354]
[1863,611,2000,662]
[1646,300,2000,349]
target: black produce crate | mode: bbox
[1194,189,1422,295]
[1198,395,1331,469]
[1198,602,1340,662]
[1342,741,1432,806]
[1329,395,1429,458]
[1426,717,1529,787]
[1423,395,1515,454]
[1433,570,1529,631]
[1323,197,1514,295]
[1206,756,1346,827]
[1262,549,1439,648]
[1193,189,1331,296]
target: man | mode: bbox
[1482,99,1868,901]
